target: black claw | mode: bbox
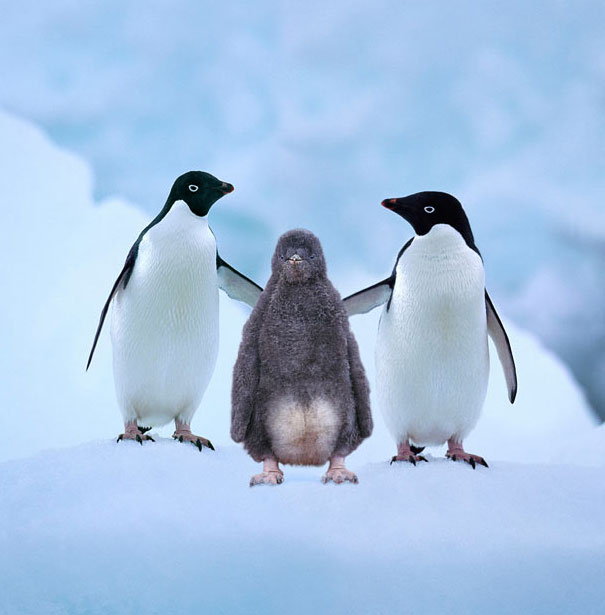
[148,436,155,442]
[206,440,215,451]
[409,456,416,466]
[451,455,457,462]
[390,456,397,465]
[479,458,489,468]
[195,439,203,452]
[179,435,184,443]
[419,456,428,463]
[136,434,143,445]
[468,458,476,469]
[117,435,123,442]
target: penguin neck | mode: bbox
[414,224,474,257]
[147,200,209,239]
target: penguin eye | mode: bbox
[310,255,316,259]
[424,206,435,214]
[188,185,199,192]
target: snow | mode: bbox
[1,441,604,614]
[1,109,604,613]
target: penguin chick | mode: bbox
[231,229,372,486]
[344,192,517,469]
[87,170,262,449]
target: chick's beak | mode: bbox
[287,254,303,264]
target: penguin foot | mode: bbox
[390,454,428,466]
[322,467,358,485]
[116,431,155,445]
[446,444,488,469]
[172,431,215,452]
[249,470,284,487]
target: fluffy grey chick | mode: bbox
[231,229,373,486]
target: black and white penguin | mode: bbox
[231,229,373,486]
[87,170,262,449]
[344,192,517,468]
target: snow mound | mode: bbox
[1,441,604,614]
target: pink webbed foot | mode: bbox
[250,458,284,487]
[172,430,214,452]
[446,440,488,469]
[322,456,359,485]
[117,422,155,445]
[390,442,427,466]
[249,470,284,487]
[322,467,358,484]
[172,420,214,452]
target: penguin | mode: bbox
[343,192,517,468]
[231,229,373,486]
[87,170,262,449]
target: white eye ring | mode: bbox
[424,206,435,214]
[188,185,199,192]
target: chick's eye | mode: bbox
[188,185,199,192]
[310,255,316,259]
[424,206,435,214]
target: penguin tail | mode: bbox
[410,445,425,455]
[138,426,152,434]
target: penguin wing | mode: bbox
[343,238,414,316]
[217,254,263,308]
[485,291,518,403]
[347,331,373,438]
[343,277,394,316]
[230,297,267,442]
[86,243,138,370]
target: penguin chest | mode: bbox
[376,226,489,444]
[266,397,342,466]
[110,202,219,420]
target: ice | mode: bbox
[1,441,604,614]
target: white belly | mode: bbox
[376,226,490,446]
[266,397,341,466]
[110,201,219,426]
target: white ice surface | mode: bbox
[1,441,604,614]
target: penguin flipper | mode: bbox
[217,254,263,308]
[485,291,518,403]
[343,277,394,316]
[86,244,137,370]
[347,332,373,438]
[231,296,267,443]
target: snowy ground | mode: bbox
[1,440,604,615]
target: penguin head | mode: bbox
[381,191,474,240]
[167,170,234,217]
[272,229,327,284]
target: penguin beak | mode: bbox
[288,254,303,264]
[381,198,398,210]
[219,182,234,194]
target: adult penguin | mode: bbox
[87,170,262,450]
[344,192,517,468]
[231,229,372,485]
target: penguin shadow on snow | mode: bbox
[231,229,373,487]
